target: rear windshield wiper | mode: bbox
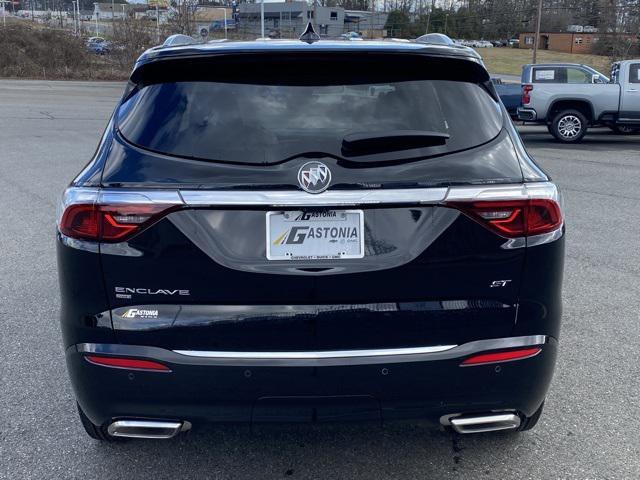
[341,130,450,157]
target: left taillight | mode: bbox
[58,188,181,243]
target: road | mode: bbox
[0,79,639,480]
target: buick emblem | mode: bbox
[297,161,332,194]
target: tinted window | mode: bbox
[629,63,640,84]
[566,67,591,84]
[118,60,501,164]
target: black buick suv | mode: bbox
[57,38,564,440]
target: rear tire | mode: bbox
[77,402,118,441]
[518,401,545,431]
[550,110,588,143]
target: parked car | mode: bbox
[341,31,363,40]
[492,78,521,119]
[86,36,109,55]
[518,61,640,142]
[58,37,564,440]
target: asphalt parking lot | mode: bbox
[1,79,639,480]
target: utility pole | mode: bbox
[532,0,543,64]
[260,0,264,38]
[156,3,160,43]
[223,7,227,40]
[313,0,317,31]
[76,0,81,34]
[425,0,435,34]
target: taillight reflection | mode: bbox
[85,355,171,372]
[460,347,541,366]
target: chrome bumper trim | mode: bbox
[76,335,547,368]
[517,107,537,121]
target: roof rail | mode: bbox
[162,34,197,48]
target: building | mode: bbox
[237,2,387,38]
[344,10,387,36]
[193,6,233,33]
[519,32,636,55]
[92,3,138,21]
[238,1,342,37]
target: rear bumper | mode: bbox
[67,335,558,427]
[517,107,538,121]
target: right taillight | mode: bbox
[447,198,562,238]
[59,202,179,242]
[522,84,533,105]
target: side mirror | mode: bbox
[592,74,602,84]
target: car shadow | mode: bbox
[89,422,536,478]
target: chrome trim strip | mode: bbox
[181,183,558,206]
[63,182,559,209]
[449,413,521,433]
[445,184,528,202]
[99,190,184,205]
[527,226,564,247]
[444,181,559,202]
[174,344,457,360]
[107,420,183,439]
[180,188,449,207]
[58,232,100,253]
[76,335,547,367]
[501,225,564,250]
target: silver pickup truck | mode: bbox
[517,60,640,142]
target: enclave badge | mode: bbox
[297,161,332,193]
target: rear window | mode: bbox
[629,63,640,84]
[117,55,502,164]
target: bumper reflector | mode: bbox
[85,355,171,372]
[460,347,541,366]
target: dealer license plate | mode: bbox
[266,210,364,261]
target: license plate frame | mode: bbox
[266,210,365,261]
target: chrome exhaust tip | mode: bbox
[447,413,521,434]
[107,420,188,439]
